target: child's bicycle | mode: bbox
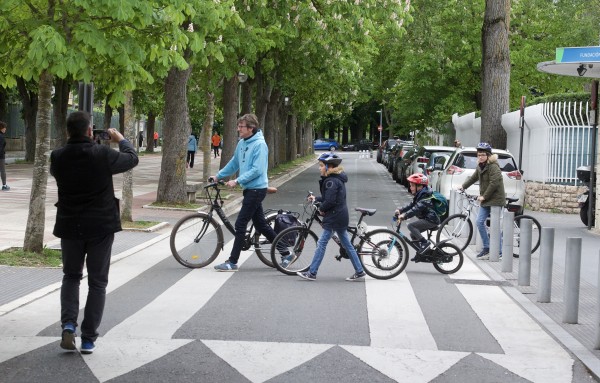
[269,195,409,279]
[436,190,541,258]
[170,179,296,268]
[391,217,464,274]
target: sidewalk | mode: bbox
[2,150,600,380]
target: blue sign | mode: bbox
[556,46,600,63]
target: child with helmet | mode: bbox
[395,173,440,261]
[458,142,505,260]
[297,152,366,281]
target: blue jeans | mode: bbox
[229,188,278,264]
[476,206,502,251]
[309,227,364,276]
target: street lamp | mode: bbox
[237,72,248,116]
[376,110,382,147]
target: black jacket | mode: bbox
[399,186,440,225]
[0,131,6,160]
[50,137,139,239]
[316,166,349,230]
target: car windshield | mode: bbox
[454,152,518,171]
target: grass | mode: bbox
[122,220,161,229]
[0,247,62,267]
[150,201,205,209]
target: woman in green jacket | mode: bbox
[459,142,505,259]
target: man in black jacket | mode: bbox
[51,111,138,354]
[0,120,9,191]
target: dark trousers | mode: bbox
[229,188,278,264]
[60,234,114,342]
[407,219,438,242]
[213,145,220,157]
[187,151,195,168]
[0,158,6,184]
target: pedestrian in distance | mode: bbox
[454,139,462,148]
[187,131,197,168]
[211,131,221,158]
[0,120,9,191]
[138,131,144,148]
[211,114,287,271]
[458,142,505,260]
[394,173,440,262]
[297,152,366,281]
[153,131,159,147]
[50,111,139,354]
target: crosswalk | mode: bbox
[0,228,576,383]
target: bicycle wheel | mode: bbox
[513,215,541,258]
[436,214,473,252]
[432,242,464,274]
[253,213,278,268]
[358,229,409,280]
[270,227,317,275]
[170,213,223,268]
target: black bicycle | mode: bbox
[392,218,464,274]
[170,179,293,268]
[269,196,409,280]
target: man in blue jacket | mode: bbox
[211,114,280,271]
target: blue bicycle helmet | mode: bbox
[318,152,342,167]
[476,142,492,154]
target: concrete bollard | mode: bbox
[489,206,502,261]
[537,227,555,303]
[501,211,514,272]
[563,237,582,324]
[517,218,533,286]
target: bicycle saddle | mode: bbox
[355,207,376,216]
[505,197,519,203]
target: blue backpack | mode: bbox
[426,191,448,219]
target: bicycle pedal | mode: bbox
[334,255,343,262]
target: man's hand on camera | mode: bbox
[107,128,124,143]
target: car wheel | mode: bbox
[329,145,336,151]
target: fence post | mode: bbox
[501,211,514,272]
[563,237,582,324]
[489,206,502,261]
[517,218,533,286]
[537,227,555,303]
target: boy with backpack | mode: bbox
[395,173,445,262]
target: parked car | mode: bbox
[313,138,339,151]
[393,146,417,184]
[406,146,455,177]
[356,139,373,151]
[434,147,525,214]
[341,140,358,151]
[381,138,401,167]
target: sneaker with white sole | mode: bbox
[297,271,316,281]
[280,254,297,268]
[476,248,490,260]
[346,271,366,281]
[214,260,238,271]
[80,339,95,354]
[60,323,76,351]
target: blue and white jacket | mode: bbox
[216,130,269,190]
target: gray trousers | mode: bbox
[0,159,6,185]
[407,219,438,242]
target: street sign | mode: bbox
[556,46,600,63]
[378,125,382,132]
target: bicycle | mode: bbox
[170,179,295,268]
[269,196,409,280]
[391,218,464,274]
[436,190,541,258]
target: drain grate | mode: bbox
[447,278,511,287]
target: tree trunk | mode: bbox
[157,65,192,203]
[145,111,156,152]
[481,0,510,149]
[16,78,38,162]
[103,97,113,129]
[23,70,53,253]
[202,91,215,179]
[221,75,239,170]
[0,86,8,122]
[255,64,272,130]
[241,79,253,116]
[287,113,298,162]
[53,77,70,148]
[121,91,135,221]
[264,89,280,169]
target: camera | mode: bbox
[93,129,111,141]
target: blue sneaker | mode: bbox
[80,339,95,354]
[476,248,490,260]
[280,254,297,268]
[346,271,366,281]
[297,271,316,281]
[214,260,238,271]
[60,323,76,351]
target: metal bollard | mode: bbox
[595,252,600,349]
[517,218,533,286]
[501,211,514,272]
[537,227,555,303]
[473,204,480,250]
[563,237,582,324]
[489,206,502,261]
[449,189,457,217]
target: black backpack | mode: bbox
[274,210,301,246]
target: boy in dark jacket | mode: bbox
[395,173,440,261]
[297,153,366,281]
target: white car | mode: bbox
[406,145,456,177]
[433,147,525,214]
